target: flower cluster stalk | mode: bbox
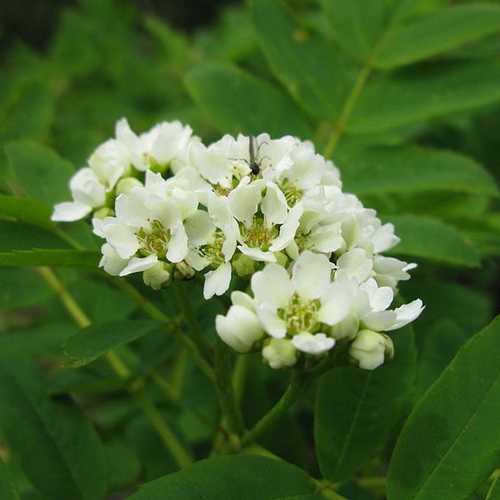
[36,266,193,468]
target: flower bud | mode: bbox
[232,253,256,277]
[116,177,143,196]
[330,315,359,341]
[93,207,114,219]
[143,262,172,290]
[262,338,297,369]
[349,329,394,370]
[274,251,289,267]
[174,261,196,280]
[215,305,264,353]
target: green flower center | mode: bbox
[136,220,171,259]
[281,179,303,206]
[241,217,278,251]
[199,230,226,268]
[277,293,321,335]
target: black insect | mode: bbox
[248,135,261,176]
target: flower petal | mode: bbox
[238,244,276,263]
[292,332,335,355]
[257,304,287,339]
[167,223,188,263]
[228,178,264,225]
[215,305,263,353]
[51,202,92,222]
[269,202,303,252]
[119,255,158,276]
[251,263,292,307]
[292,251,332,300]
[203,262,232,299]
[261,182,288,226]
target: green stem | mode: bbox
[232,354,248,407]
[322,17,398,158]
[241,370,309,447]
[214,342,245,439]
[175,284,212,356]
[486,470,500,500]
[322,64,372,158]
[37,267,193,468]
[113,278,216,383]
[134,391,193,468]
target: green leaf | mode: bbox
[376,4,500,69]
[0,249,99,268]
[349,61,500,134]
[339,146,498,197]
[0,458,20,500]
[252,0,354,121]
[0,79,57,145]
[185,63,312,138]
[0,361,107,500]
[5,141,74,205]
[64,320,163,367]
[388,214,481,268]
[0,195,55,230]
[0,268,52,309]
[315,326,416,482]
[128,455,317,500]
[0,221,68,251]
[104,441,141,492]
[387,315,500,500]
[416,319,469,396]
[320,0,386,62]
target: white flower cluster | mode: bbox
[52,119,424,371]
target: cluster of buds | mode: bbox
[52,119,424,370]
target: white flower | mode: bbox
[98,243,128,276]
[184,194,239,299]
[94,174,196,279]
[215,302,264,353]
[286,208,344,260]
[228,178,304,262]
[373,255,417,289]
[251,252,350,343]
[262,338,298,369]
[350,329,394,370]
[336,248,374,283]
[52,168,106,221]
[335,277,424,334]
[116,118,194,172]
[88,138,130,189]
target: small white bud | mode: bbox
[330,315,359,341]
[349,329,394,370]
[262,338,298,369]
[116,177,143,196]
[143,262,171,290]
[215,305,264,353]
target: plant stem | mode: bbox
[113,278,216,383]
[322,17,398,158]
[134,391,193,468]
[232,354,248,406]
[36,266,193,468]
[214,342,245,439]
[322,64,372,158]
[241,369,309,447]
